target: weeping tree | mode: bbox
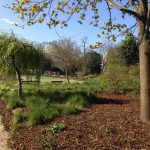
[0,33,44,98]
[8,0,150,122]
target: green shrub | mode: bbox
[48,123,65,135]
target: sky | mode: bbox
[0,0,136,45]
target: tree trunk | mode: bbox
[15,68,23,98]
[65,68,70,83]
[139,39,150,122]
[11,55,23,98]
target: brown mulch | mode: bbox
[0,93,150,150]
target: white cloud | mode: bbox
[0,18,18,25]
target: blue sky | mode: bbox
[0,0,136,45]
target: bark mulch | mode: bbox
[0,93,150,150]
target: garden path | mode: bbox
[0,116,10,150]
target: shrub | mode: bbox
[47,123,65,135]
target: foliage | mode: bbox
[100,47,140,94]
[0,33,44,74]
[48,123,65,135]
[118,33,139,66]
[84,50,102,75]
[0,32,45,98]
[8,0,137,42]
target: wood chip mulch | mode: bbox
[0,93,150,150]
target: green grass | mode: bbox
[0,73,139,128]
[0,76,103,126]
[64,94,86,114]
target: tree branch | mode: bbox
[106,0,140,19]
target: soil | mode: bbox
[0,93,150,150]
[0,101,11,150]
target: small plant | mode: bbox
[118,132,128,145]
[118,132,133,145]
[36,137,53,150]
[48,123,65,135]
[99,125,112,137]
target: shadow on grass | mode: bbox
[46,91,129,105]
[91,97,129,105]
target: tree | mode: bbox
[81,36,89,74]
[50,38,80,83]
[118,33,139,66]
[84,50,102,75]
[8,0,150,122]
[96,42,114,73]
[0,32,44,98]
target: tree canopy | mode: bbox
[118,33,139,66]
[0,32,44,97]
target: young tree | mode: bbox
[0,33,44,98]
[50,38,80,83]
[81,36,89,74]
[8,0,150,122]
